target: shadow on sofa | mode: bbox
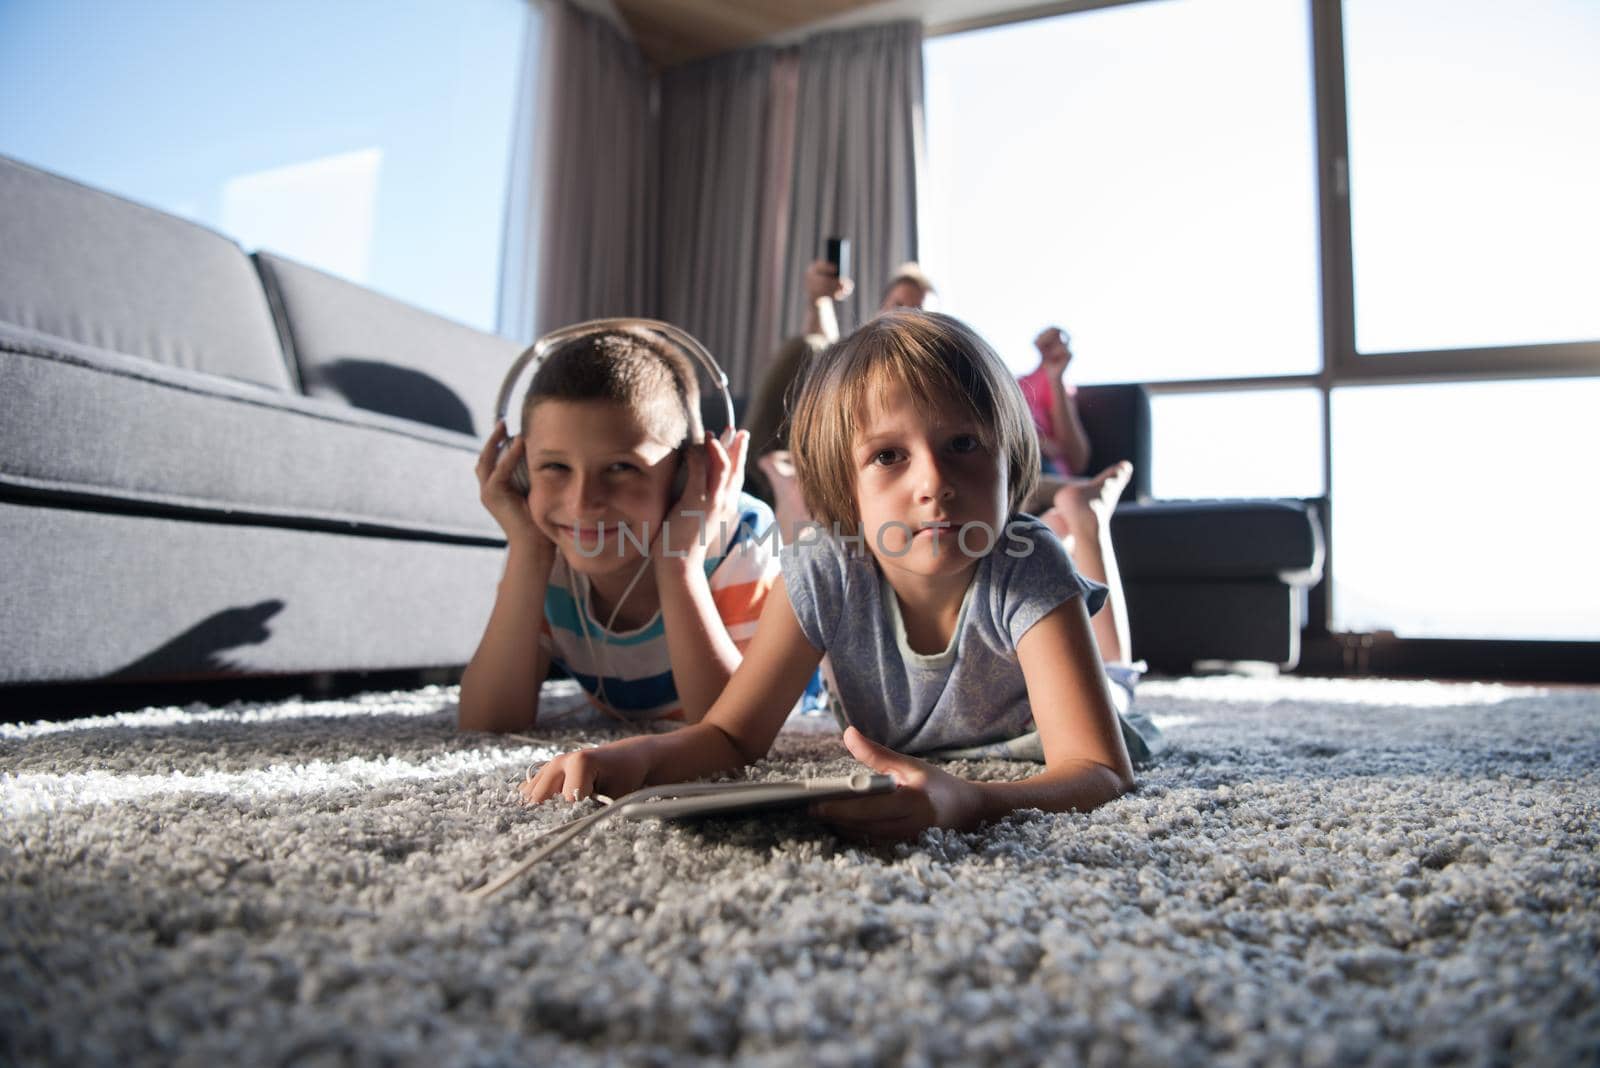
[111,600,287,680]
[312,359,476,437]
[1,154,516,689]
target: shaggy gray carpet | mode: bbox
[2,676,1598,1067]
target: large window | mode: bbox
[1331,379,1600,641]
[924,0,1600,652]
[1344,0,1600,354]
[0,0,527,333]
[1150,390,1323,501]
[922,0,1322,386]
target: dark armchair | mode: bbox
[1075,384,1326,673]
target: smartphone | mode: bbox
[824,236,851,284]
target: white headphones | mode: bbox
[494,318,738,721]
[494,317,736,494]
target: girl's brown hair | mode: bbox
[788,311,1039,534]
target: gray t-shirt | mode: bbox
[781,515,1108,755]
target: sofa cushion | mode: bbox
[0,155,294,391]
[0,324,500,542]
[255,252,519,438]
[0,500,503,684]
[1111,498,1325,583]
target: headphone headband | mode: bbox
[494,317,735,437]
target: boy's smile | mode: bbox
[523,399,678,579]
[852,381,1008,587]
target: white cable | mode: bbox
[578,545,656,725]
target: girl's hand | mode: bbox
[811,727,985,841]
[476,421,549,547]
[658,429,748,564]
[520,742,650,805]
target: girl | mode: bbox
[524,312,1157,839]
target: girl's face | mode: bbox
[850,380,1007,584]
[523,399,679,579]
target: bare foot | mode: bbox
[1041,463,1135,662]
[1039,461,1133,544]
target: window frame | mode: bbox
[926,0,1600,673]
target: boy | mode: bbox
[459,324,778,732]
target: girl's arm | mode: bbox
[814,597,1133,838]
[523,577,822,803]
[974,594,1135,817]
[458,426,559,733]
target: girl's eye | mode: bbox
[949,434,982,455]
[607,461,642,476]
[871,448,902,467]
[538,462,569,474]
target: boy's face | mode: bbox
[850,380,1007,585]
[523,399,679,577]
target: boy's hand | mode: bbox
[811,727,984,841]
[659,429,748,564]
[521,742,650,805]
[477,421,555,556]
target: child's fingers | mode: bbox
[550,750,599,802]
[565,765,594,802]
[476,420,508,478]
[679,440,709,503]
[479,432,523,492]
[490,435,525,485]
[703,432,729,493]
[723,429,749,493]
[812,787,915,827]
[526,758,568,804]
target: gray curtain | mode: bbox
[655,21,924,394]
[781,22,926,344]
[509,0,655,338]
[656,49,784,395]
[501,10,924,394]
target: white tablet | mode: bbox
[618,773,896,821]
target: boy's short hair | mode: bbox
[521,326,701,447]
[789,310,1039,534]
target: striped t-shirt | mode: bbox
[539,493,780,722]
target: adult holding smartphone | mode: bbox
[801,238,936,344]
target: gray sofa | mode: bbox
[1,155,517,686]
